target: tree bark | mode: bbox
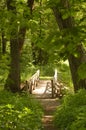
[1,31,6,54]
[68,45,86,91]
[18,0,34,52]
[5,38,20,92]
[18,27,26,52]
[5,0,35,92]
[5,0,20,92]
[52,0,86,92]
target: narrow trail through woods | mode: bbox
[33,80,60,130]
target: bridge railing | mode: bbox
[22,70,40,94]
[51,69,63,98]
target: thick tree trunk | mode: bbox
[5,0,35,92]
[5,38,20,92]
[68,45,86,91]
[18,27,26,52]
[10,38,20,92]
[18,0,34,52]
[52,0,86,91]
[5,0,20,92]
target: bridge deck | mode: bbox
[33,80,52,98]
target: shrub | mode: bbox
[40,64,54,76]
[0,90,43,130]
[54,89,86,130]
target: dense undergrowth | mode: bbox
[54,89,86,130]
[0,90,43,130]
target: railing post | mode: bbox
[25,80,29,91]
[51,79,54,98]
[54,69,57,82]
[29,81,32,94]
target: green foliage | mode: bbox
[46,0,86,60]
[20,41,36,81]
[0,55,9,86]
[40,61,72,89]
[57,61,72,87]
[0,0,86,92]
[0,90,43,130]
[54,89,86,130]
[40,64,54,77]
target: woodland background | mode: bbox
[0,0,86,129]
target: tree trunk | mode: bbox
[52,0,86,92]
[5,0,20,92]
[1,31,6,54]
[5,38,20,92]
[68,45,86,92]
[5,0,35,92]
[18,27,26,52]
[18,0,34,52]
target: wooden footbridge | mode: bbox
[21,70,62,130]
[21,69,64,98]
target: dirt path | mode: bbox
[33,80,60,130]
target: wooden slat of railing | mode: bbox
[28,70,40,94]
[51,69,57,98]
[51,69,63,98]
[22,70,40,93]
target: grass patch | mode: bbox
[40,76,53,80]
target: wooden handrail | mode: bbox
[51,69,63,98]
[22,70,40,93]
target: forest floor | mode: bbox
[33,80,60,130]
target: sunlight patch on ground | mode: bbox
[33,80,52,98]
[33,86,46,95]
